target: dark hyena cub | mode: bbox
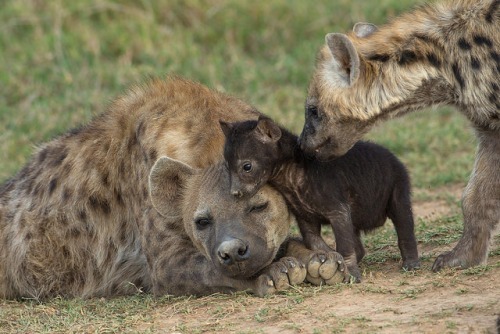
[221,117,420,282]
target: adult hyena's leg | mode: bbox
[433,128,500,271]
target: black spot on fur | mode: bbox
[68,227,81,238]
[492,82,499,91]
[473,35,493,48]
[59,214,68,226]
[48,178,58,195]
[101,172,109,187]
[149,148,158,162]
[62,188,72,202]
[489,93,498,104]
[119,160,126,177]
[25,232,32,241]
[398,50,418,65]
[38,148,49,164]
[367,53,391,62]
[127,134,138,152]
[115,189,124,206]
[156,232,166,243]
[426,53,441,68]
[485,0,499,23]
[51,149,68,167]
[119,221,128,244]
[89,195,111,215]
[135,120,146,139]
[452,62,465,89]
[62,246,71,259]
[78,209,87,221]
[458,38,472,50]
[491,51,500,63]
[67,126,84,137]
[470,57,481,70]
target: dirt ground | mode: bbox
[144,185,500,334]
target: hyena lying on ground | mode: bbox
[0,77,344,299]
[221,117,419,282]
[299,0,500,271]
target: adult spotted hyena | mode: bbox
[0,77,343,299]
[299,0,499,271]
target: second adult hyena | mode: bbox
[299,0,499,272]
[0,77,344,299]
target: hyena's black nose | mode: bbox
[217,239,250,265]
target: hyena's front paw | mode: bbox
[305,250,349,285]
[432,250,472,272]
[253,257,307,297]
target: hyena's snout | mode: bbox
[217,238,250,266]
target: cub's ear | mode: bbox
[219,120,232,138]
[255,116,282,143]
[325,33,360,87]
[149,156,195,217]
[353,22,378,38]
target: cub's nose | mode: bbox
[217,239,250,265]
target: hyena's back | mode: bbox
[0,77,260,299]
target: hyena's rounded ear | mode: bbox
[149,156,195,218]
[219,120,232,138]
[353,22,378,38]
[325,33,360,86]
[255,116,281,143]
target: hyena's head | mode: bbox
[220,117,282,198]
[149,157,292,279]
[300,22,443,160]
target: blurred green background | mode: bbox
[0,0,475,189]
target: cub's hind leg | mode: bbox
[387,178,420,270]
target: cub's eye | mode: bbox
[195,218,212,230]
[250,202,268,213]
[307,105,319,118]
[242,162,252,172]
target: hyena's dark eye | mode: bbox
[242,162,252,172]
[249,202,268,213]
[195,218,212,230]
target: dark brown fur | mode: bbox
[222,117,419,282]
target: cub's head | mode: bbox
[220,117,282,198]
[149,157,292,279]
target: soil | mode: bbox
[145,184,500,334]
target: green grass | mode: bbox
[1,0,493,333]
[0,0,475,186]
